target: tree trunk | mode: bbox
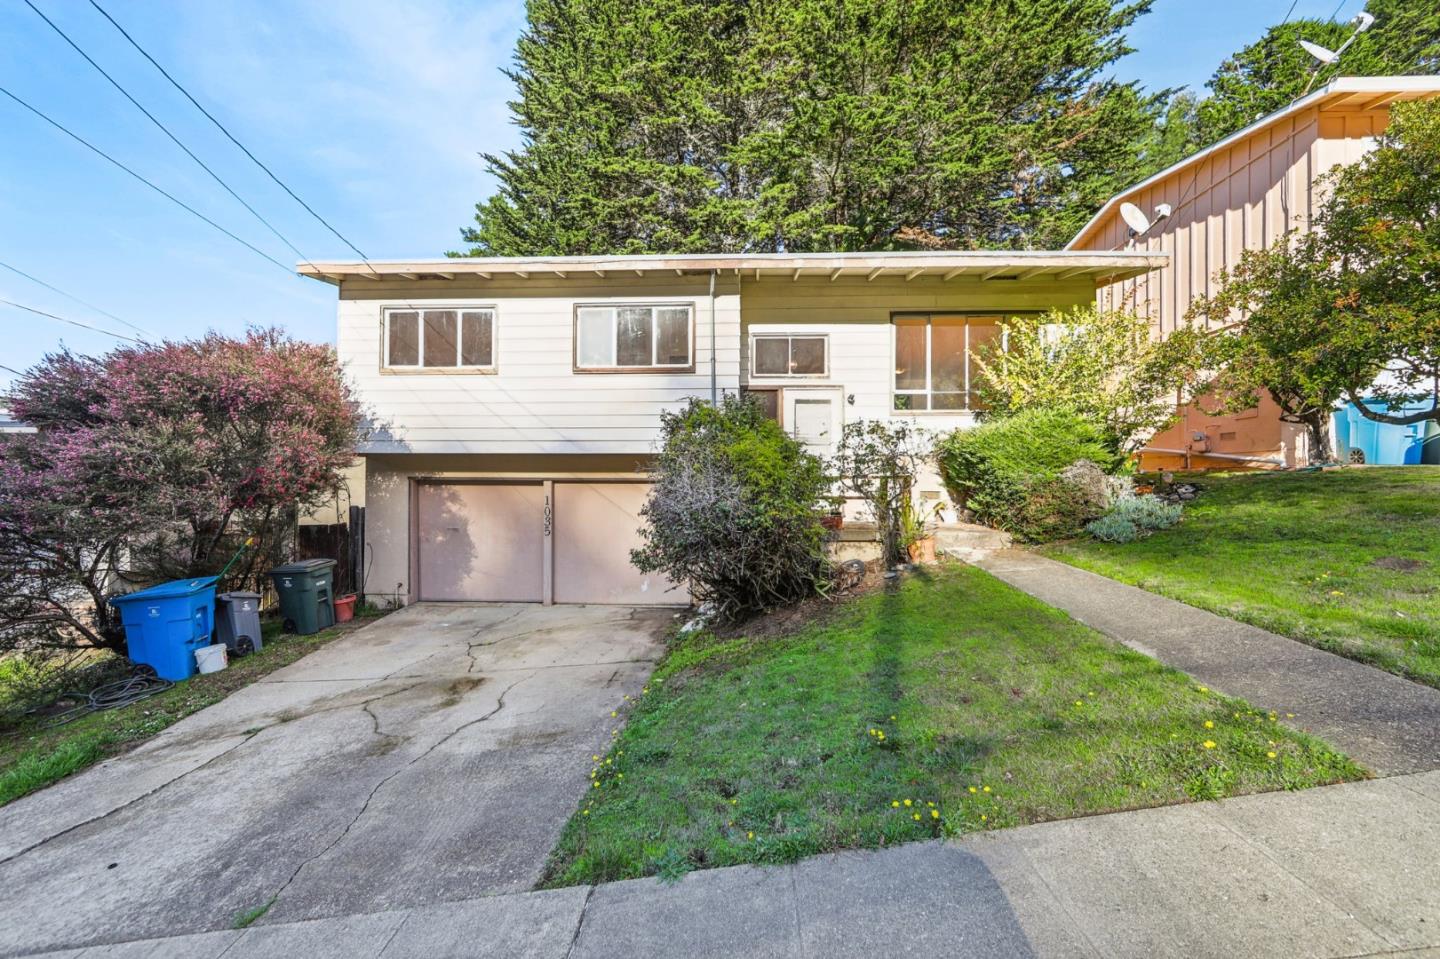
[1305,412,1333,464]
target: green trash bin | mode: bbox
[269,559,337,635]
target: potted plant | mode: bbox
[818,494,845,531]
[902,500,941,564]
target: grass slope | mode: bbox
[0,614,383,806]
[542,564,1362,886]
[1048,467,1440,687]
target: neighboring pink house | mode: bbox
[1068,76,1440,470]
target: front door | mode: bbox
[784,388,843,454]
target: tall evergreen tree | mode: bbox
[458,0,1161,255]
[1194,1,1440,146]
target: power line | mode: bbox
[1,298,144,343]
[0,84,293,274]
[1329,0,1351,22]
[0,363,26,377]
[86,0,373,264]
[23,0,317,273]
[1279,0,1300,26]
[0,259,154,339]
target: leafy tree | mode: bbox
[460,0,1163,255]
[971,306,1190,455]
[0,330,362,654]
[830,420,930,568]
[632,395,833,620]
[1195,2,1440,146]
[1187,100,1440,456]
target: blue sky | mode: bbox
[0,0,1366,385]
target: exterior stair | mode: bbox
[935,522,1012,562]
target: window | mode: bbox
[575,304,692,370]
[751,334,827,377]
[892,315,1001,411]
[385,308,495,370]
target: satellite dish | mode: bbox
[1120,202,1151,236]
[1353,12,1375,33]
[1300,39,1339,64]
[1154,203,1173,221]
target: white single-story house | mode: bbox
[301,251,1163,606]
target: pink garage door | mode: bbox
[417,483,545,602]
[553,483,681,605]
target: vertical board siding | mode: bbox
[1078,105,1392,334]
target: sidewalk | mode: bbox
[968,549,1440,777]
[23,769,1440,959]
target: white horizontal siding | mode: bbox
[340,274,740,454]
[739,275,1096,436]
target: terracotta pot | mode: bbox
[907,537,936,564]
[334,594,357,623]
[820,513,844,531]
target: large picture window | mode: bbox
[751,334,828,377]
[384,308,495,371]
[892,315,1002,411]
[575,304,693,370]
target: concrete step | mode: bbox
[935,522,1012,556]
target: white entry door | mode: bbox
[784,388,844,454]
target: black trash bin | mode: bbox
[215,591,263,655]
[269,559,336,635]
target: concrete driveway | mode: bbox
[0,603,671,957]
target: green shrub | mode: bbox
[935,408,1120,541]
[632,395,833,620]
[1085,494,1183,543]
[1085,513,1140,543]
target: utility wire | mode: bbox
[0,258,154,339]
[0,84,293,274]
[1279,0,1300,26]
[1328,0,1350,22]
[1,298,144,343]
[23,0,316,272]
[0,363,26,377]
[86,0,372,263]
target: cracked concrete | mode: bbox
[0,603,671,957]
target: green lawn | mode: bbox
[1047,467,1440,688]
[541,564,1362,887]
[0,613,384,807]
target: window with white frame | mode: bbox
[751,334,828,377]
[892,314,1002,411]
[384,308,495,370]
[575,304,693,370]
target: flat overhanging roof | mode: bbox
[298,250,1168,286]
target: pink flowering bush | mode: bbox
[0,329,362,653]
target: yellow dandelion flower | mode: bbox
[1204,720,1214,729]
[927,801,935,807]
[913,813,921,821]
[1267,751,1277,759]
[931,809,940,819]
[892,801,900,808]
[617,773,624,779]
[642,687,649,694]
[1074,700,1084,707]
[1087,692,1095,697]
[968,786,977,794]
[592,755,600,761]
[890,715,897,721]
[904,799,913,807]
[1203,740,1216,749]
[1286,713,1294,718]
[1197,686,1208,693]
[582,809,589,816]
[747,832,754,840]
[610,711,617,718]
[731,798,738,805]
[982,786,991,793]
[980,815,987,822]
[877,732,885,740]
[592,781,601,788]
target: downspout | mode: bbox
[709,269,718,404]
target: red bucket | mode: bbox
[333,594,357,623]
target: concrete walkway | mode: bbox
[966,549,1440,777]
[0,604,671,957]
[23,769,1440,958]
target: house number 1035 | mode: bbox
[543,496,552,536]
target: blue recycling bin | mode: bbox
[109,577,219,681]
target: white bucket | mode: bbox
[195,643,229,674]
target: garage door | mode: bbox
[417,483,545,602]
[553,482,679,605]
